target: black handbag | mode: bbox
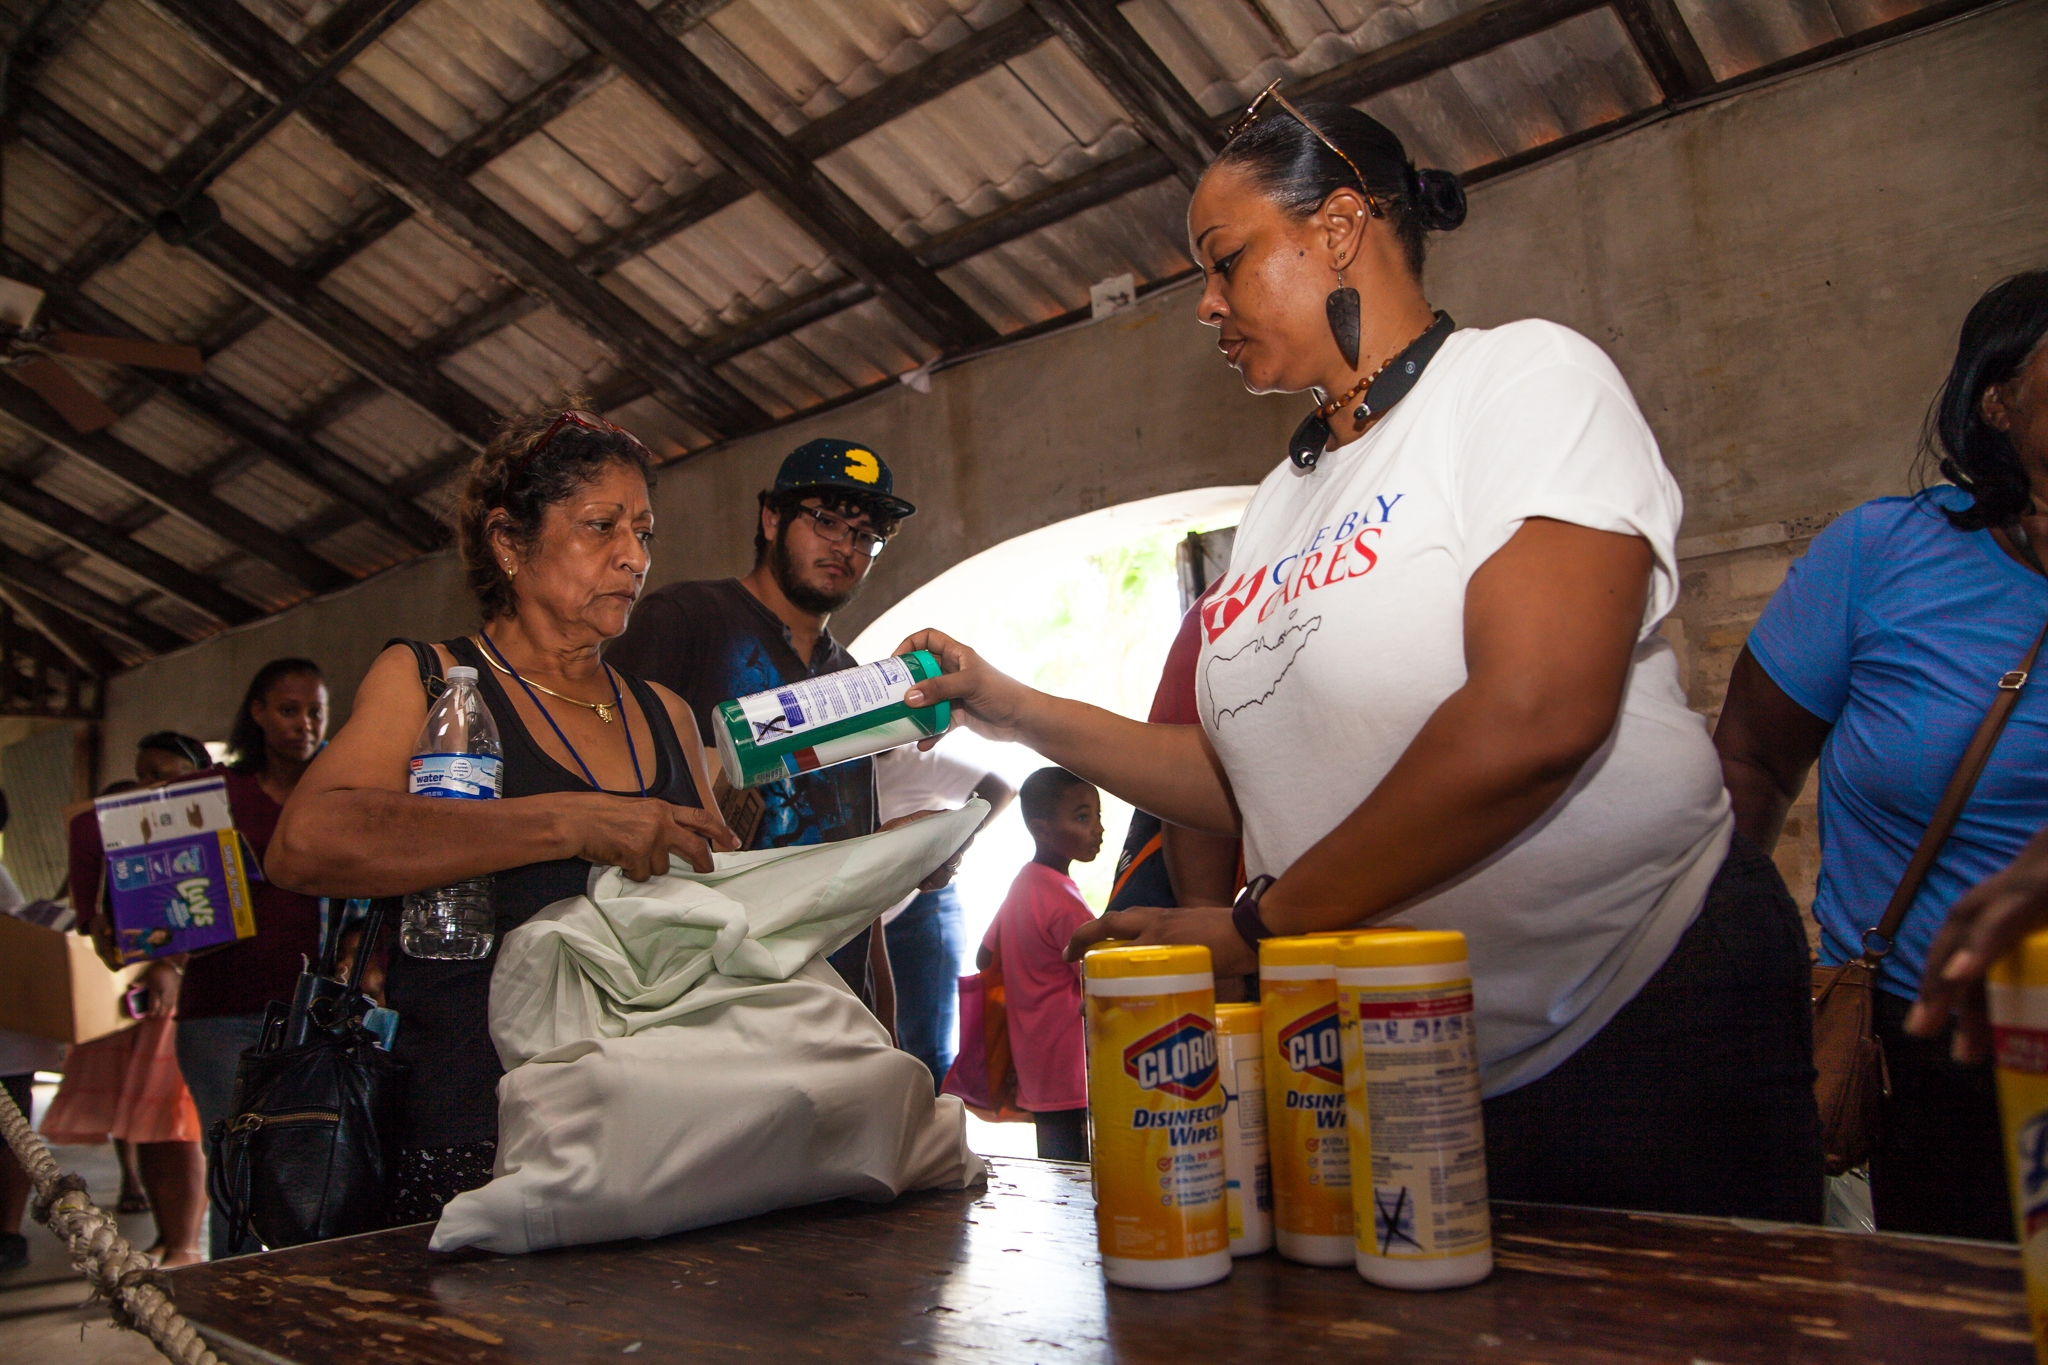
[208,899,406,1248]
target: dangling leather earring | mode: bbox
[1326,265,1361,370]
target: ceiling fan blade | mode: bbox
[0,277,46,330]
[46,331,206,374]
[13,358,120,432]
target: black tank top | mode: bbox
[385,636,700,1148]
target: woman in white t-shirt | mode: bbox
[901,86,1822,1222]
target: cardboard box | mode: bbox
[0,914,143,1045]
[95,775,256,963]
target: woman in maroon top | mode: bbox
[74,659,329,1258]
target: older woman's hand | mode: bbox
[1064,904,1255,979]
[556,793,739,880]
[895,629,1038,746]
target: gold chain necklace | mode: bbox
[473,638,615,723]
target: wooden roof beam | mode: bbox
[0,587,122,681]
[1025,0,1220,189]
[0,243,450,553]
[12,89,501,451]
[539,0,996,354]
[143,0,768,440]
[0,543,182,655]
[0,463,259,626]
[0,379,352,593]
[1612,0,1716,100]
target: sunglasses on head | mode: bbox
[1225,78,1388,220]
[510,409,654,482]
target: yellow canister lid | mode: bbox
[1988,929,2048,988]
[1259,930,1380,967]
[1337,929,1467,968]
[1215,1002,1262,1034]
[1083,943,1213,978]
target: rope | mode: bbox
[0,1082,223,1365]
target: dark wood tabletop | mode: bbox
[167,1157,2030,1364]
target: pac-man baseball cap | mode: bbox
[773,438,915,519]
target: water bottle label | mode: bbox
[409,753,502,798]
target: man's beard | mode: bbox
[771,525,860,616]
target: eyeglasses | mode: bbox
[511,409,654,481]
[1224,78,1387,219]
[792,504,889,557]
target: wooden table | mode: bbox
[168,1158,2031,1364]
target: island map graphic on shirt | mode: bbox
[1201,493,1405,727]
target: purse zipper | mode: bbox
[230,1108,340,1134]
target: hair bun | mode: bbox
[1410,167,1467,232]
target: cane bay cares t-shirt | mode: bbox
[1196,320,1732,1096]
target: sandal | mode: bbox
[116,1193,151,1214]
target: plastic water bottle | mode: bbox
[401,665,502,960]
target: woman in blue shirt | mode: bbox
[1715,271,2048,1241]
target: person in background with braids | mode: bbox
[269,405,737,1224]
[901,84,1822,1222]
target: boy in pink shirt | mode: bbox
[979,768,1103,1161]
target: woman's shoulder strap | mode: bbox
[385,637,446,703]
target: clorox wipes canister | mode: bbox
[714,651,950,789]
[1989,929,2048,1364]
[1084,944,1231,1290]
[1215,1002,1273,1256]
[1261,933,1353,1264]
[1337,930,1492,1289]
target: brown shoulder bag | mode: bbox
[1812,612,2048,1175]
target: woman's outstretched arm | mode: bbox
[898,631,1240,837]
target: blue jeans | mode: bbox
[174,1014,268,1259]
[883,887,965,1091]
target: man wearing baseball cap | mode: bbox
[606,437,915,1023]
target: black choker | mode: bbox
[1288,310,1456,470]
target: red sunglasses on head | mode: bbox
[510,409,654,482]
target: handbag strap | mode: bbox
[1859,605,2048,964]
[387,636,446,703]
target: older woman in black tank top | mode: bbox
[270,407,738,1222]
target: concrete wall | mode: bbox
[99,0,2048,889]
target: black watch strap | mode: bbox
[1231,874,1277,951]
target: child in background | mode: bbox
[979,768,1104,1161]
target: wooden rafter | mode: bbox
[0,542,181,655]
[67,7,1060,558]
[0,244,450,554]
[0,380,351,594]
[0,462,257,626]
[1613,0,1717,99]
[537,0,996,353]
[0,589,119,684]
[143,0,770,441]
[12,89,502,451]
[1025,0,1221,189]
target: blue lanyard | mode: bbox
[477,633,645,798]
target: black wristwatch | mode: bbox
[1231,874,1277,951]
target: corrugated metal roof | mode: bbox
[212,457,338,530]
[36,0,238,171]
[212,116,383,267]
[0,0,1979,678]
[315,390,468,485]
[205,316,361,421]
[440,304,622,413]
[78,235,244,345]
[127,512,240,578]
[1,143,119,273]
[322,215,509,344]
